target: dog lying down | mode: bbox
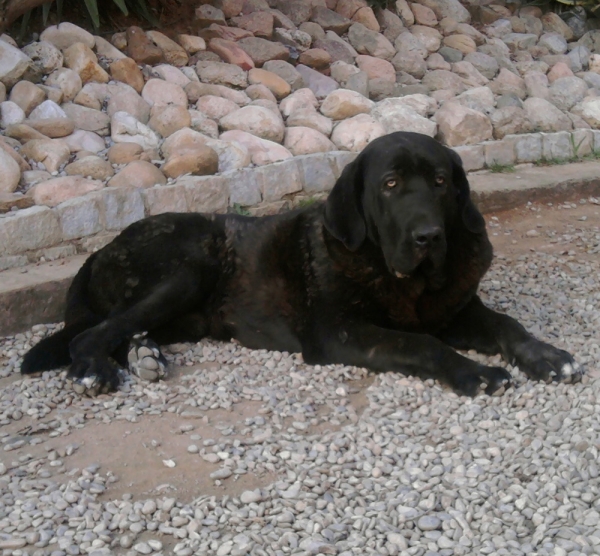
[21,132,582,396]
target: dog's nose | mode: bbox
[412,226,443,248]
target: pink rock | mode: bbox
[547,61,574,83]
[208,38,255,70]
[356,55,395,82]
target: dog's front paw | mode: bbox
[127,335,168,382]
[513,340,583,384]
[451,364,512,397]
[68,357,124,396]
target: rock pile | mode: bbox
[0,1,600,232]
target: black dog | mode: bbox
[21,132,581,396]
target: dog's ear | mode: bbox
[324,156,366,251]
[448,148,486,234]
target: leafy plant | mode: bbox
[523,0,600,17]
[232,203,251,216]
[488,162,516,173]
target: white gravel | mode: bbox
[0,200,599,556]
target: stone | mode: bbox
[443,34,476,55]
[279,88,319,117]
[110,58,144,94]
[45,68,82,102]
[330,60,361,85]
[0,41,32,88]
[232,12,274,39]
[313,38,355,65]
[419,0,470,23]
[178,34,207,55]
[0,101,25,128]
[0,192,34,213]
[0,138,30,172]
[126,26,164,65]
[254,159,302,201]
[196,61,249,88]
[295,65,338,99]
[452,144,484,171]
[0,148,20,193]
[490,106,532,139]
[311,7,352,35]
[320,89,373,120]
[21,139,70,173]
[62,103,110,135]
[94,35,126,61]
[395,0,414,26]
[547,61,573,83]
[0,205,63,255]
[298,49,332,70]
[146,30,188,67]
[435,103,493,146]
[246,84,277,103]
[5,123,49,142]
[439,45,463,63]
[489,68,526,99]
[391,93,437,116]
[411,25,442,53]
[56,194,103,240]
[63,130,105,153]
[29,99,67,121]
[65,156,114,180]
[204,137,251,172]
[421,69,466,94]
[454,86,494,114]
[106,85,151,124]
[568,45,590,74]
[451,61,488,88]
[284,126,336,155]
[347,23,395,60]
[181,175,228,213]
[524,71,549,99]
[103,187,146,230]
[299,22,326,42]
[356,56,395,82]
[208,39,255,71]
[196,95,240,120]
[523,97,572,131]
[195,4,227,28]
[263,60,304,91]
[40,22,95,50]
[220,130,292,165]
[199,24,253,43]
[108,160,167,188]
[371,99,437,136]
[108,143,143,164]
[163,146,219,178]
[111,111,160,150]
[26,117,75,138]
[63,43,109,84]
[248,68,291,99]
[287,107,333,136]
[572,97,600,127]
[541,130,574,160]
[28,176,103,207]
[148,105,191,138]
[154,65,191,88]
[237,37,290,67]
[391,51,427,79]
[502,33,538,53]
[21,41,63,74]
[542,12,574,41]
[142,78,187,108]
[548,76,588,111]
[538,32,567,55]
[464,51,498,79]
[330,113,386,151]
[273,28,313,53]
[411,3,437,27]
[142,184,188,216]
[220,105,285,143]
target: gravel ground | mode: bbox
[0,198,599,556]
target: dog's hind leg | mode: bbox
[68,270,201,396]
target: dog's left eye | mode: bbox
[386,179,397,188]
[435,176,446,186]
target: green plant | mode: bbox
[297,196,319,208]
[232,203,251,216]
[488,162,516,173]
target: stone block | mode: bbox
[295,154,337,193]
[56,193,104,240]
[591,129,600,153]
[542,131,573,161]
[143,184,189,216]
[452,144,484,172]
[222,168,261,206]
[483,140,515,167]
[571,129,593,158]
[0,255,28,271]
[0,206,62,256]
[506,133,542,163]
[39,244,77,261]
[257,159,302,202]
[102,187,145,231]
[328,151,359,178]
[181,175,229,213]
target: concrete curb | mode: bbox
[1,160,600,337]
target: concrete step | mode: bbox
[1,161,600,336]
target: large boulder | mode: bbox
[371,98,437,136]
[435,103,493,146]
[219,105,285,143]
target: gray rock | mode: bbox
[263,60,304,91]
[490,106,532,139]
[0,41,32,88]
[295,64,338,99]
[464,51,499,79]
[548,76,588,111]
[417,515,442,531]
[438,46,463,63]
[502,33,538,52]
[523,97,573,131]
[567,45,590,73]
[538,32,568,54]
[496,93,523,109]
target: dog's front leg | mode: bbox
[437,295,582,384]
[302,322,512,396]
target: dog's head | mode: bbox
[324,132,485,283]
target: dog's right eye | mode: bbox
[386,179,397,188]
